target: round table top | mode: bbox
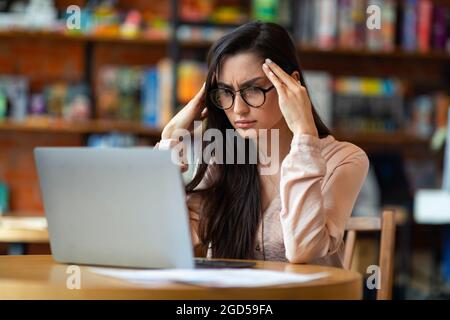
[0,255,362,299]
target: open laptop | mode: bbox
[34,147,255,269]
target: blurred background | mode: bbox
[0,0,449,300]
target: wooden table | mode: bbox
[0,255,362,299]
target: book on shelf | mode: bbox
[0,76,28,121]
[417,0,433,53]
[141,58,174,127]
[396,0,417,52]
[380,0,396,51]
[366,0,396,51]
[444,106,450,191]
[177,60,206,106]
[316,0,338,49]
[432,4,448,50]
[409,95,434,138]
[87,133,138,148]
[337,0,354,49]
[303,71,333,128]
[405,158,440,192]
[0,181,9,215]
[406,92,450,140]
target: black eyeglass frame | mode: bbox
[209,85,275,110]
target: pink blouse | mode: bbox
[157,134,369,267]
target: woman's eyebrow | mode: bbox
[217,76,265,89]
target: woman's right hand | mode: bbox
[161,83,207,140]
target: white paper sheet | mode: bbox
[0,217,47,230]
[90,267,328,288]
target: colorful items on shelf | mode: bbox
[96,67,143,121]
[0,58,205,129]
[142,17,169,40]
[410,95,434,138]
[0,89,6,119]
[305,72,449,138]
[42,83,91,121]
[252,0,280,22]
[0,77,91,122]
[177,61,207,105]
[0,0,58,30]
[96,59,176,127]
[402,0,449,52]
[68,1,169,40]
[333,76,404,133]
[210,7,248,24]
[87,133,138,148]
[89,1,121,37]
[296,0,449,53]
[176,25,233,42]
[180,0,215,22]
[180,0,248,24]
[409,94,449,139]
[0,76,29,121]
[141,59,174,127]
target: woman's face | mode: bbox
[215,52,284,139]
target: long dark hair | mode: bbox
[186,21,330,259]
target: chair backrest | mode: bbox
[343,209,396,300]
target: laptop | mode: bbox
[34,147,255,269]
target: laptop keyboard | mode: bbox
[194,258,256,269]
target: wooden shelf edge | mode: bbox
[298,45,450,61]
[333,131,431,146]
[0,121,432,147]
[0,119,163,137]
[1,30,449,60]
[0,30,169,45]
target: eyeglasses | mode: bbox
[209,85,275,110]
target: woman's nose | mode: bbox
[232,94,250,115]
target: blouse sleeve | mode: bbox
[279,134,369,263]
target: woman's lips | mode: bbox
[235,120,257,128]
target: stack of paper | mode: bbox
[0,217,47,230]
[90,267,328,288]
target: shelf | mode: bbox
[177,20,245,29]
[333,131,431,147]
[0,119,162,137]
[298,45,450,61]
[0,119,432,148]
[0,30,169,46]
[1,30,449,61]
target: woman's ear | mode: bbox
[291,71,300,82]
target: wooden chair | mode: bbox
[343,209,396,300]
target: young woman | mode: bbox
[157,21,369,267]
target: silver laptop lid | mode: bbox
[35,147,194,269]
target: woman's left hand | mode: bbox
[262,58,318,137]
